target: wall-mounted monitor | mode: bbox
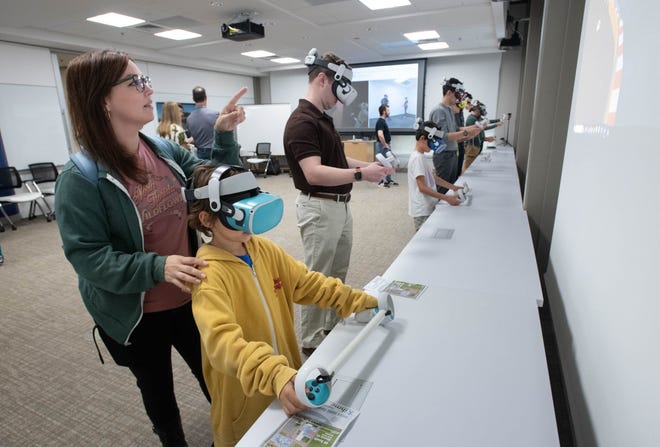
[328,59,426,135]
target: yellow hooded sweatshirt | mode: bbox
[191,235,377,446]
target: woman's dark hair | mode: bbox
[65,49,147,182]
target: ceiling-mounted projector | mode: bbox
[221,20,265,41]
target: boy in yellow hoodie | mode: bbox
[185,164,378,446]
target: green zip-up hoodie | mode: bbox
[55,134,205,345]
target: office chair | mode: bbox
[0,166,52,231]
[245,142,272,178]
[27,162,58,218]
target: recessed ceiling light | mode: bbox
[404,30,440,42]
[418,41,449,51]
[271,57,300,64]
[242,50,276,58]
[155,29,202,40]
[358,0,410,10]
[86,12,145,28]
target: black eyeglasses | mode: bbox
[112,74,152,93]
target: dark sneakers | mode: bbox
[378,180,398,188]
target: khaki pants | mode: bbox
[295,193,353,348]
[462,144,481,173]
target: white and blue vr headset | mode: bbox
[414,118,446,152]
[182,165,283,234]
[304,48,357,106]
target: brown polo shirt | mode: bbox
[284,99,351,195]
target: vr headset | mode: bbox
[474,101,487,116]
[457,92,472,109]
[182,165,283,234]
[304,48,357,106]
[414,118,446,152]
[444,78,466,100]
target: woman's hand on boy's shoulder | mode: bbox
[164,255,208,293]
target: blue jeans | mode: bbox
[375,141,392,183]
[196,147,212,160]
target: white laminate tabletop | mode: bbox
[238,285,559,447]
[386,208,544,306]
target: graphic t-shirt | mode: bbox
[125,141,190,312]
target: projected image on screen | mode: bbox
[572,0,623,136]
[328,60,425,134]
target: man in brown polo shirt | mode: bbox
[284,49,391,357]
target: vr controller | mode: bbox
[475,119,489,130]
[376,151,398,169]
[295,293,395,407]
[457,182,471,202]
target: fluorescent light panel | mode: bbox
[271,57,300,64]
[404,30,440,42]
[86,12,145,28]
[155,29,201,40]
[242,50,276,58]
[418,41,449,51]
[359,0,410,11]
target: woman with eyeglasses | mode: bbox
[55,49,246,446]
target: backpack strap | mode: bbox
[70,137,175,185]
[141,133,176,159]
[70,150,98,185]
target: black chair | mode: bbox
[245,142,272,178]
[0,166,52,231]
[27,162,58,218]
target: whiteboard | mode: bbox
[0,84,69,169]
[237,104,291,156]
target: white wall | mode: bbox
[0,42,256,168]
[138,60,254,137]
[546,1,660,446]
[0,42,254,218]
[423,53,502,121]
[269,69,308,109]
[0,42,69,169]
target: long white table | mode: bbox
[455,144,524,211]
[239,285,558,446]
[238,144,559,446]
[392,207,544,306]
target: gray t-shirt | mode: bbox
[186,106,219,149]
[428,103,458,152]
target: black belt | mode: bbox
[303,191,351,203]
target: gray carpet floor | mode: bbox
[0,171,413,446]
